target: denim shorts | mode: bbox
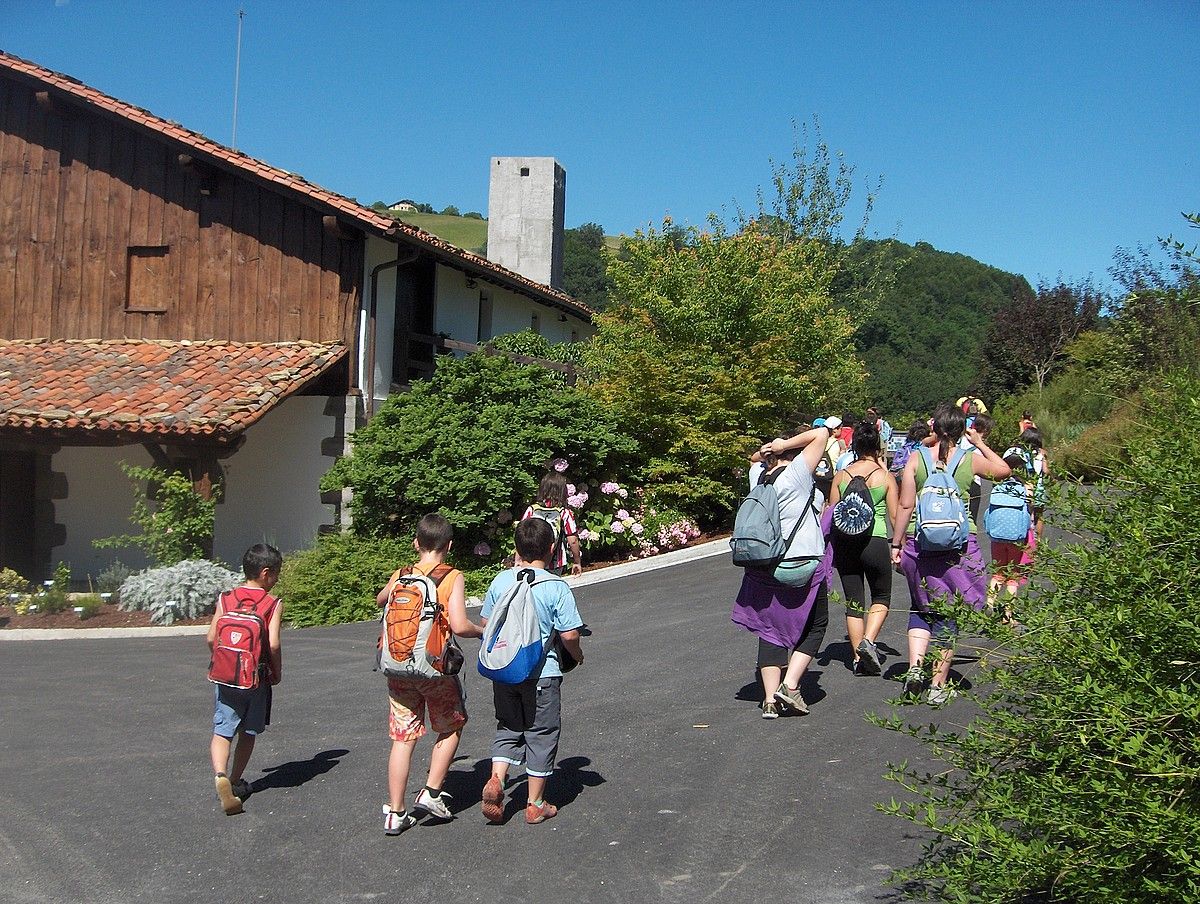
[212,684,271,738]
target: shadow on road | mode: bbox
[733,670,829,707]
[448,756,606,824]
[253,748,348,792]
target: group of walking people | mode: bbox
[732,398,1050,716]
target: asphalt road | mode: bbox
[0,552,964,904]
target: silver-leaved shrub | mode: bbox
[119,560,239,625]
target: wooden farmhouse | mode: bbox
[0,51,593,581]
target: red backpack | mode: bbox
[208,588,276,689]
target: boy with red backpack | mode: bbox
[375,513,483,835]
[207,543,284,816]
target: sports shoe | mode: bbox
[772,684,808,715]
[481,776,505,823]
[761,701,780,720]
[856,638,882,676]
[413,787,454,820]
[384,809,416,835]
[902,667,925,699]
[926,684,958,707]
[525,800,558,824]
[231,778,253,802]
[214,773,243,816]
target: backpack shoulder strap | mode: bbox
[947,447,970,478]
[918,445,937,474]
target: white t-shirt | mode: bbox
[748,459,824,559]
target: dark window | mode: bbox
[530,312,540,335]
[125,246,171,313]
[520,166,530,177]
[477,292,493,341]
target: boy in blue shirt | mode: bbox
[479,518,585,825]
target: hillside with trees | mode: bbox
[848,239,1031,415]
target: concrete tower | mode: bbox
[486,157,565,290]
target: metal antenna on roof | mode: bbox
[231,7,245,150]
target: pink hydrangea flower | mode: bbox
[566,483,576,495]
[568,493,588,509]
[473,542,492,557]
[600,481,619,494]
[631,523,644,535]
[616,508,630,520]
[617,488,628,498]
[610,522,626,534]
[551,458,569,472]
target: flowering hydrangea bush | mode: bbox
[575,480,700,559]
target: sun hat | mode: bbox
[824,415,843,430]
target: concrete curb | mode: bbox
[1,538,732,638]
[0,624,210,641]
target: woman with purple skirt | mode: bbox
[731,424,834,719]
[889,404,1011,706]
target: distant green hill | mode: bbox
[850,239,1031,416]
[391,212,489,254]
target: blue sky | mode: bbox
[4,1,1196,287]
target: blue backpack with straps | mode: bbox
[985,478,1031,543]
[915,446,970,553]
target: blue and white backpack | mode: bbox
[984,477,1031,544]
[478,569,560,684]
[915,446,971,553]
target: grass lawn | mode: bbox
[393,212,488,253]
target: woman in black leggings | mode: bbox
[829,419,898,676]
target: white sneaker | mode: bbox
[413,787,454,820]
[926,685,958,707]
[384,809,416,835]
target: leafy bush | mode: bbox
[119,560,239,625]
[575,480,700,559]
[38,562,72,614]
[96,560,134,598]
[877,373,1200,902]
[95,464,216,566]
[73,594,104,620]
[0,567,29,597]
[274,532,413,627]
[323,352,637,553]
[490,330,583,367]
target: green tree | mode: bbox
[440,204,461,217]
[562,222,612,310]
[584,220,863,521]
[322,352,636,548]
[979,280,1104,399]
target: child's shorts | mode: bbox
[388,676,467,742]
[490,676,562,778]
[213,684,271,738]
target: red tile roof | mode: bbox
[0,339,346,444]
[0,50,592,321]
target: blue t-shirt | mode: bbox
[481,567,583,679]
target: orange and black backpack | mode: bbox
[375,564,463,679]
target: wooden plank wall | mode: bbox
[0,76,363,346]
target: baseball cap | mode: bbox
[824,415,843,430]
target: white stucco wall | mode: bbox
[214,395,336,565]
[51,445,155,580]
[49,396,337,577]
[365,236,400,403]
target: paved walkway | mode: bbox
[0,552,953,904]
